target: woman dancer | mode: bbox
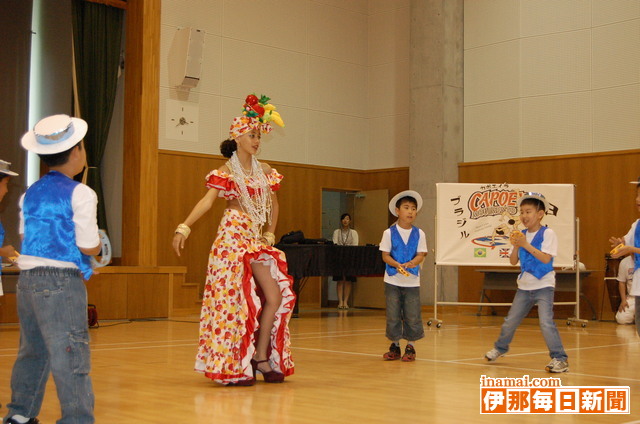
[332,213,359,309]
[173,94,294,386]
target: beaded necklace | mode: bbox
[339,228,352,245]
[227,152,272,232]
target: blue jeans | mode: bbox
[385,283,424,341]
[494,287,568,361]
[6,268,94,424]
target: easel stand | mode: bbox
[427,217,588,328]
[566,217,588,327]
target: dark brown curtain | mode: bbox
[71,0,124,231]
[0,0,32,250]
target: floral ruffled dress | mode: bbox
[194,169,295,384]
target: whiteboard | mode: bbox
[436,183,575,267]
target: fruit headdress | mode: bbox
[229,94,285,140]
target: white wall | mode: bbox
[159,0,410,170]
[367,1,410,169]
[464,0,640,162]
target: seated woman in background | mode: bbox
[332,213,359,309]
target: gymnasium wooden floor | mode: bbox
[0,307,638,423]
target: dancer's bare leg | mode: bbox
[252,262,282,372]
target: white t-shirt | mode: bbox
[623,219,640,296]
[332,228,359,246]
[379,224,428,288]
[513,227,558,290]
[616,255,634,298]
[18,183,100,270]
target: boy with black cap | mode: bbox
[5,114,100,424]
[485,192,569,373]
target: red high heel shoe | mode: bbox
[251,359,285,383]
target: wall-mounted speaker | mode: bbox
[169,27,205,89]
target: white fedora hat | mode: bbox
[0,160,18,176]
[517,192,550,211]
[389,190,423,217]
[21,114,88,155]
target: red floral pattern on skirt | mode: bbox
[195,209,295,384]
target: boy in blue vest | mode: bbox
[0,160,19,297]
[609,178,640,336]
[5,115,101,424]
[379,190,428,361]
[485,192,569,373]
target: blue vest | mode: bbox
[634,219,640,270]
[385,224,420,277]
[22,171,93,279]
[519,226,553,279]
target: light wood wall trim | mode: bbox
[363,167,411,174]
[122,0,160,266]
[461,148,640,168]
[168,272,175,315]
[81,0,127,10]
[86,271,195,320]
[159,149,409,174]
[0,293,18,323]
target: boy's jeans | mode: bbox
[494,286,568,361]
[385,283,425,341]
[6,267,94,424]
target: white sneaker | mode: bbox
[545,358,569,373]
[485,348,504,362]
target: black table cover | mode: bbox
[275,244,385,279]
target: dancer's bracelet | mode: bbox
[175,223,191,239]
[263,231,276,246]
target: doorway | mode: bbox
[321,190,356,307]
[321,188,389,308]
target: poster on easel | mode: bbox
[436,183,575,267]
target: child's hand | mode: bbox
[396,266,410,277]
[618,298,629,312]
[609,236,624,247]
[610,243,625,256]
[9,251,20,263]
[1,245,18,261]
[509,231,524,247]
[611,244,633,259]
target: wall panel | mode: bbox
[159,0,410,171]
[464,1,640,162]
